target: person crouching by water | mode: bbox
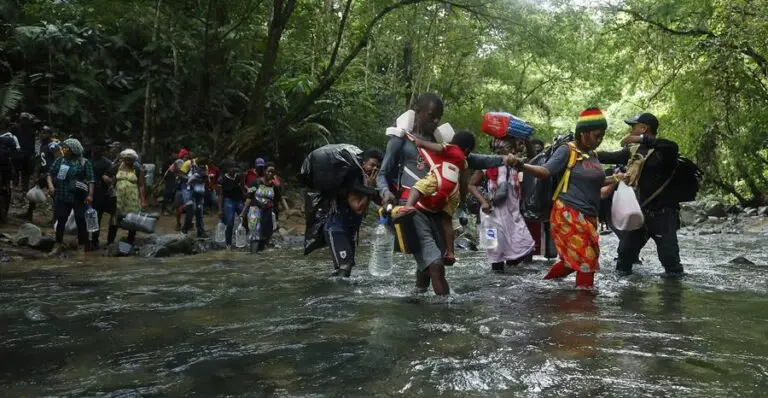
[241,163,283,252]
[394,131,476,266]
[507,108,623,289]
[46,138,95,255]
[469,137,535,273]
[218,160,246,248]
[106,149,146,247]
[377,93,514,295]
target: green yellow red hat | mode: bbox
[575,107,608,133]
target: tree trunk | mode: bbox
[246,0,297,145]
[403,40,413,108]
[142,0,163,162]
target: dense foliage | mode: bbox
[1,0,766,204]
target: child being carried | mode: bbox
[395,130,476,265]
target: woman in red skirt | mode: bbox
[507,108,623,289]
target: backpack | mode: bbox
[299,144,363,194]
[521,134,575,221]
[640,156,702,206]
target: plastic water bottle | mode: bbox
[478,211,498,250]
[84,205,99,233]
[235,217,247,248]
[215,221,226,244]
[368,216,394,277]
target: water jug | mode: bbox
[119,212,158,234]
[368,216,394,277]
[215,221,226,244]
[85,205,99,233]
[478,211,498,250]
[235,217,247,248]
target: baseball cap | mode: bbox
[624,113,659,133]
[255,158,266,167]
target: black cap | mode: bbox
[624,113,659,133]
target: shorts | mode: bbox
[410,211,445,271]
[413,173,460,216]
[323,211,360,269]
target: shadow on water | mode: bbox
[1,232,768,396]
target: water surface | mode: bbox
[2,233,768,397]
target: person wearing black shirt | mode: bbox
[89,142,116,249]
[597,113,684,277]
[9,112,36,191]
[218,160,246,247]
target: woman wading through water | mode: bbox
[507,108,624,289]
[377,93,514,295]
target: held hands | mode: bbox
[503,154,520,168]
[381,191,396,207]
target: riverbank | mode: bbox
[0,188,308,263]
[2,191,767,264]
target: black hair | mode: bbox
[266,161,276,169]
[362,148,384,163]
[530,138,544,147]
[412,92,444,115]
[450,130,476,152]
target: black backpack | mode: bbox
[521,134,573,221]
[642,156,702,206]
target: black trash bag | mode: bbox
[299,144,363,194]
[303,190,330,255]
[521,134,573,221]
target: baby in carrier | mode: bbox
[395,130,475,265]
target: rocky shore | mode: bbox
[1,196,766,264]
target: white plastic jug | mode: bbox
[368,216,394,277]
[611,182,645,231]
[478,211,498,250]
[235,217,247,248]
[215,221,226,244]
[84,206,99,233]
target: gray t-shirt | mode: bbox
[543,145,605,217]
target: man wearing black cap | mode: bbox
[598,112,684,278]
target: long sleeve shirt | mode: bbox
[376,134,504,200]
[597,136,679,210]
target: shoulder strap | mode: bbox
[640,162,678,207]
[552,143,587,200]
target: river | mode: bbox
[2,232,768,397]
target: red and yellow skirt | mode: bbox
[544,200,600,288]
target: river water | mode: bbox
[2,232,768,397]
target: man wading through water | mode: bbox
[377,93,513,295]
[598,113,684,278]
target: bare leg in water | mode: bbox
[415,260,449,295]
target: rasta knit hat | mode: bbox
[575,107,608,133]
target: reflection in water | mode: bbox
[0,233,767,396]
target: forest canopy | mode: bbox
[1,0,766,205]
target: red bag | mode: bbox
[481,112,534,139]
[482,112,512,138]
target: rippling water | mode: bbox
[2,232,768,397]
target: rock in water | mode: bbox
[139,244,171,258]
[31,237,56,252]
[758,206,768,217]
[154,234,195,255]
[745,208,758,216]
[14,223,42,247]
[725,204,742,214]
[703,201,726,218]
[729,256,756,265]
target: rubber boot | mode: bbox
[544,260,574,280]
[575,271,595,289]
